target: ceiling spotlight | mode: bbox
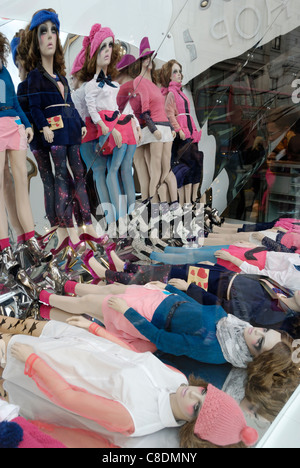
[200,0,211,9]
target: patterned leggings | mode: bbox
[50,144,92,228]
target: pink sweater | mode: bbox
[162,81,201,143]
[133,76,168,123]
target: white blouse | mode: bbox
[240,252,300,291]
[4,320,186,438]
[85,74,120,124]
[71,83,89,121]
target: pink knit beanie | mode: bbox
[71,23,101,75]
[90,26,115,58]
[194,384,258,447]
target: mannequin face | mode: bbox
[171,62,182,83]
[16,60,26,82]
[172,385,207,422]
[96,36,113,73]
[142,55,152,71]
[244,327,281,357]
[37,20,57,58]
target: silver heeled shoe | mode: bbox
[1,246,20,277]
[16,269,42,301]
[24,237,53,266]
[43,258,69,294]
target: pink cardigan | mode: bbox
[162,81,201,143]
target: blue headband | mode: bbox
[29,10,60,33]
[10,36,20,66]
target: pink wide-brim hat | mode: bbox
[90,26,115,58]
[117,54,137,71]
[138,37,155,60]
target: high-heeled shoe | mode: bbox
[16,269,42,301]
[81,249,106,282]
[1,246,20,277]
[44,258,69,294]
[50,237,70,258]
[69,238,86,254]
[24,237,53,266]
[36,227,58,250]
[104,242,117,271]
[79,233,109,251]
[64,247,79,272]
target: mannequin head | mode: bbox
[0,32,10,69]
[72,24,101,84]
[24,9,65,75]
[179,376,258,448]
[87,26,122,81]
[11,30,27,81]
[160,59,183,88]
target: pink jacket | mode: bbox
[162,81,201,143]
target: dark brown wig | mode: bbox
[0,32,11,67]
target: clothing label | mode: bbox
[14,118,22,125]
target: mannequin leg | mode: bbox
[3,156,24,236]
[161,142,178,203]
[106,144,127,220]
[120,144,136,214]
[67,144,93,227]
[0,316,47,337]
[32,148,58,228]
[0,150,9,240]
[8,149,35,233]
[184,183,192,204]
[149,142,164,203]
[50,145,74,228]
[133,145,150,201]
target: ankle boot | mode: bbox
[24,237,53,266]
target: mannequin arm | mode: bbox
[23,352,135,435]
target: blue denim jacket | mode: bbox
[124,284,227,364]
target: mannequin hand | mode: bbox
[25,127,34,144]
[171,130,176,139]
[66,315,91,330]
[251,232,264,242]
[214,250,233,262]
[168,278,188,291]
[112,128,122,148]
[43,126,54,144]
[10,343,34,363]
[136,126,142,144]
[179,130,186,141]
[81,126,87,139]
[107,297,129,314]
[153,130,162,141]
[98,120,110,136]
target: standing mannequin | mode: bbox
[133,39,179,213]
[160,60,203,204]
[116,54,150,202]
[85,26,139,227]
[70,24,112,246]
[0,31,51,274]
[25,9,95,254]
